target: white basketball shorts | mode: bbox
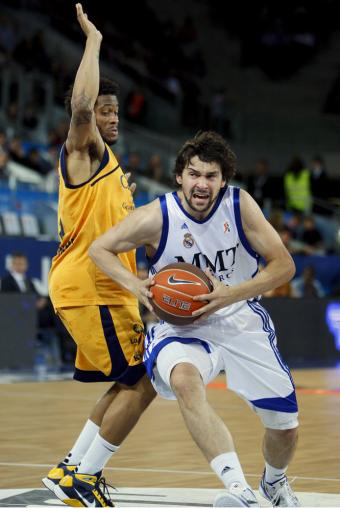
[144,300,298,430]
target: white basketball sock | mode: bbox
[63,419,99,465]
[210,452,249,490]
[265,462,287,484]
[77,433,120,475]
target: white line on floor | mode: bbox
[0,462,339,483]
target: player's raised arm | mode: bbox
[66,3,103,155]
[89,200,163,310]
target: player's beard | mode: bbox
[183,188,218,214]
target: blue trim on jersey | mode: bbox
[143,335,211,380]
[172,187,227,224]
[60,143,110,189]
[247,300,294,387]
[147,195,169,266]
[233,187,259,259]
[251,390,298,413]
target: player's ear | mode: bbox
[176,173,182,186]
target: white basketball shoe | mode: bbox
[213,482,259,507]
[259,471,301,506]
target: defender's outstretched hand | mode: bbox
[76,3,102,41]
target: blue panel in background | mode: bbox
[0,237,58,293]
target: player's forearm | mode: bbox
[89,243,139,294]
[72,34,102,112]
[227,255,295,304]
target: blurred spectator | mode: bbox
[6,102,19,137]
[210,88,231,138]
[0,252,56,329]
[247,158,277,210]
[124,152,143,179]
[22,103,39,130]
[48,120,69,148]
[24,147,53,176]
[285,211,303,240]
[145,153,172,186]
[124,87,148,124]
[163,70,182,100]
[268,209,284,231]
[276,226,304,255]
[292,265,326,298]
[284,157,312,213]
[310,156,331,215]
[8,136,26,165]
[301,216,325,255]
[264,281,294,298]
[0,129,9,182]
[0,149,9,182]
[1,252,74,367]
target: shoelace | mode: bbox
[98,477,117,505]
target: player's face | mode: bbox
[176,156,225,219]
[95,95,119,145]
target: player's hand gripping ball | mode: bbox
[149,262,213,325]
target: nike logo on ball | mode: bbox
[168,275,200,285]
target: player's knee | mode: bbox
[170,363,202,402]
[277,426,299,442]
[256,407,299,431]
[136,375,157,408]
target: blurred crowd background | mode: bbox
[1,0,340,371]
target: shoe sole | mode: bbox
[54,484,86,507]
[214,492,250,507]
[42,477,58,494]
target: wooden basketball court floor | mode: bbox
[0,368,339,507]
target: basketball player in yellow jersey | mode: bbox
[43,4,155,507]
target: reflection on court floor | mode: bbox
[1,487,340,507]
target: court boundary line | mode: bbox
[0,462,339,483]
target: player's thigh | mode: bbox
[57,305,144,376]
[221,302,298,427]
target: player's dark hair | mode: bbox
[174,131,236,184]
[11,251,27,259]
[64,76,119,117]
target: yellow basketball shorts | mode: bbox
[57,305,146,385]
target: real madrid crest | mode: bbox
[183,232,195,248]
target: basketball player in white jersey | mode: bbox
[89,131,300,507]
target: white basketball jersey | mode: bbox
[148,186,260,316]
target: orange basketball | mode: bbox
[150,262,213,325]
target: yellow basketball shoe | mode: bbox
[54,472,114,507]
[42,463,77,493]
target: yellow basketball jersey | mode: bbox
[49,144,138,308]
